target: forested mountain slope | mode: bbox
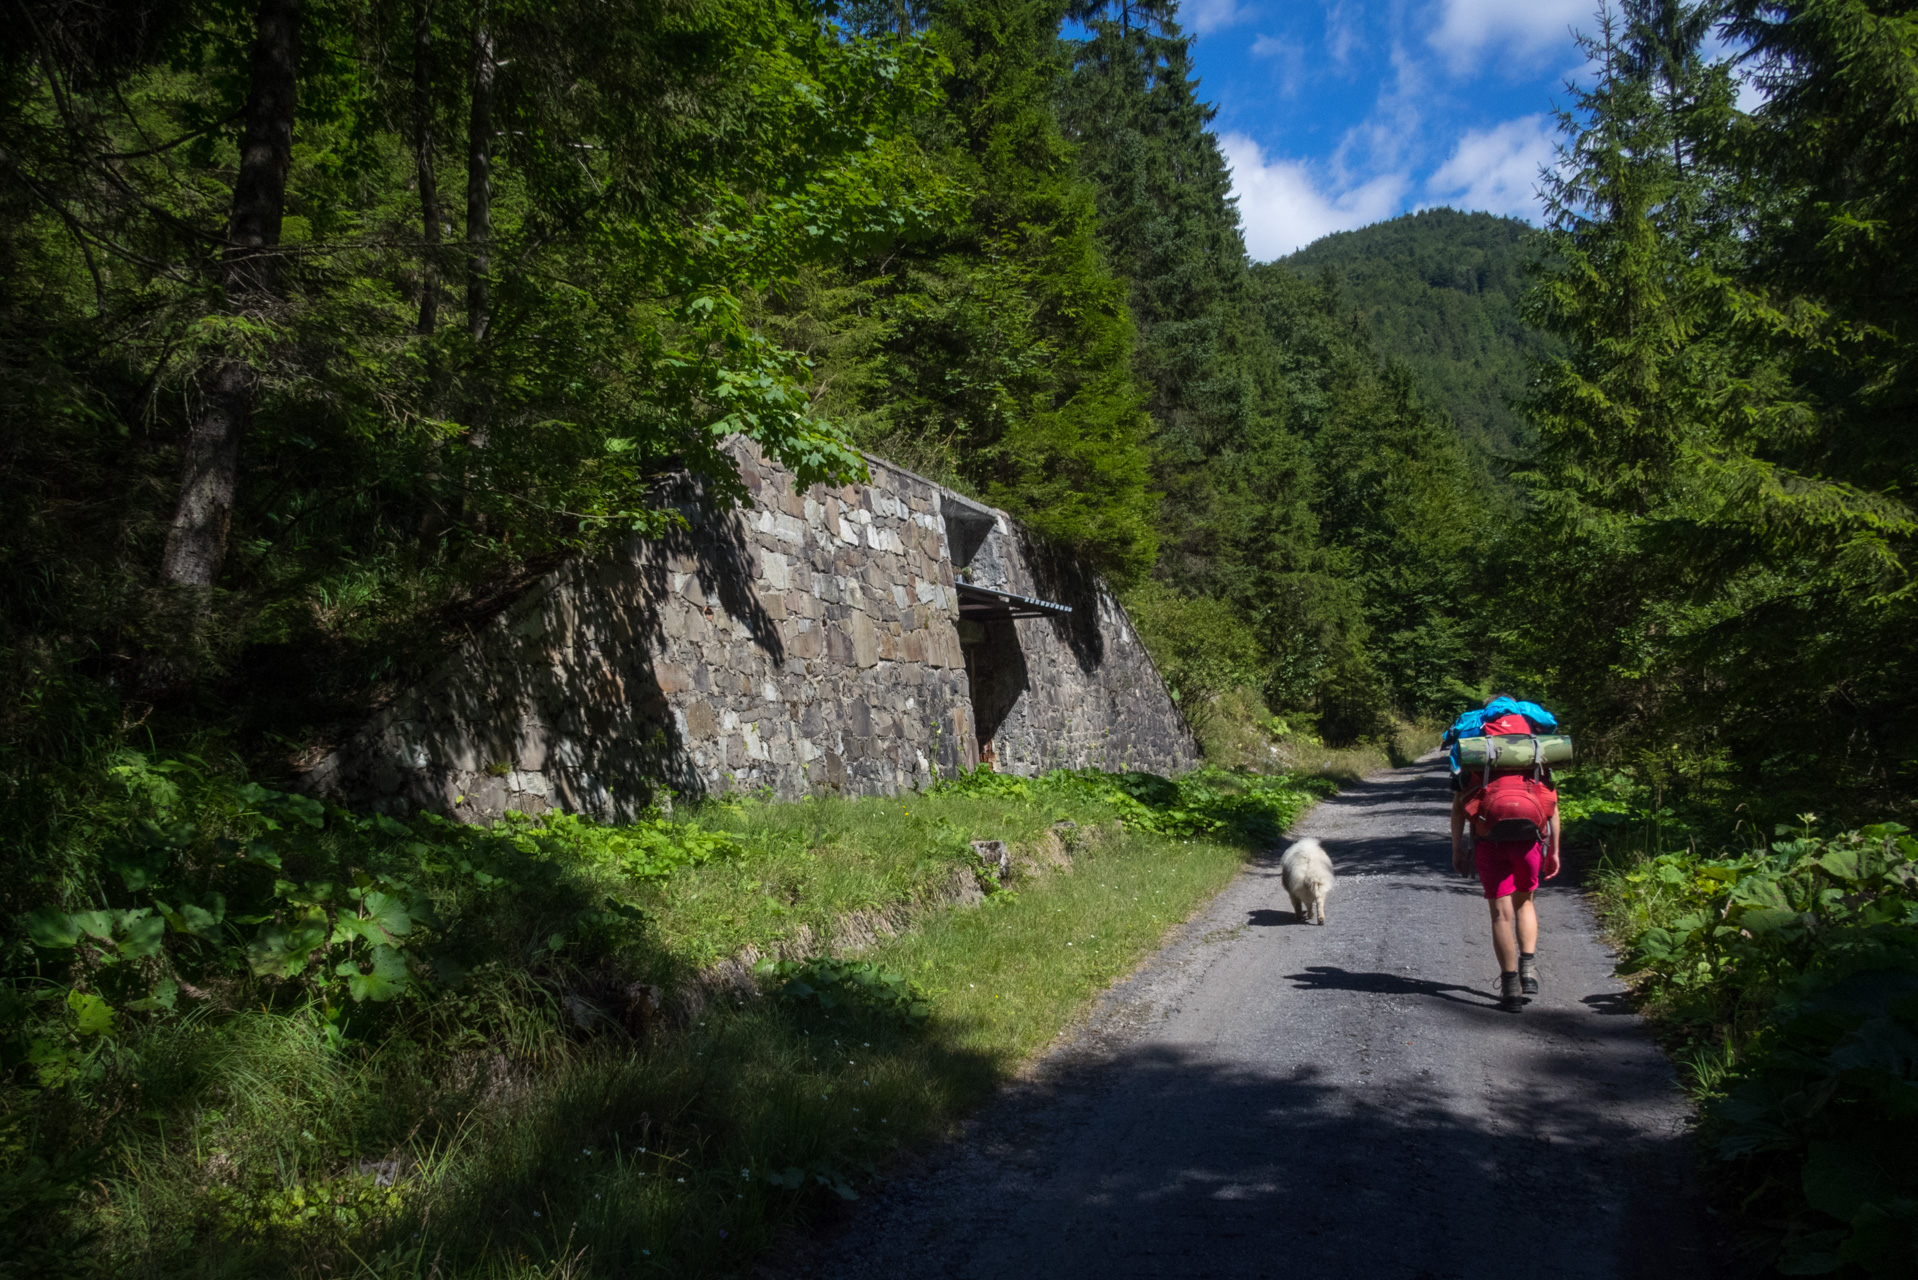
[1279,208,1558,463]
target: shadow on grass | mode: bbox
[108,991,1007,1280]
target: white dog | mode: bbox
[1280,838,1335,926]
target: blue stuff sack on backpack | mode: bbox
[1443,697,1558,776]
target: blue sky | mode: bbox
[1184,0,1598,257]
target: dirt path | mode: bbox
[779,756,1724,1279]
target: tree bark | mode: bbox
[414,0,440,336]
[460,2,495,536]
[466,4,493,344]
[160,0,301,591]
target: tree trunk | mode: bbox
[414,0,447,546]
[414,0,440,337]
[460,3,495,536]
[160,0,301,591]
[466,5,493,344]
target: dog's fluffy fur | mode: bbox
[1280,838,1335,926]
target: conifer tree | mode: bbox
[771,0,1160,581]
[1519,0,1918,813]
[1060,0,1303,602]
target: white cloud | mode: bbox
[1332,40,1430,176]
[1324,0,1362,65]
[1221,132,1410,259]
[1428,0,1590,74]
[1185,0,1254,35]
[1425,114,1556,219]
[1249,34,1306,94]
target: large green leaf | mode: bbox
[67,990,115,1037]
[1738,907,1802,935]
[175,895,226,938]
[331,891,413,947]
[247,915,329,979]
[22,909,81,949]
[1803,1139,1899,1224]
[340,945,410,1002]
[126,978,179,1014]
[115,910,166,961]
[1818,849,1864,883]
[358,891,412,942]
[1842,1200,1918,1276]
[71,910,116,942]
[1732,875,1792,910]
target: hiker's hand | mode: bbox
[1542,851,1561,881]
[1452,844,1470,877]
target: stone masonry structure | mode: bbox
[301,441,1197,820]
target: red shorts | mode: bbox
[1475,838,1543,900]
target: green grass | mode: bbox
[18,768,1322,1279]
[871,826,1242,1062]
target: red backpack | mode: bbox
[1462,712,1557,844]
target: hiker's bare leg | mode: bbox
[1513,891,1537,954]
[1489,894,1519,972]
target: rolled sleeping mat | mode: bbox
[1456,734,1574,768]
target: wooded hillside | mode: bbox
[1280,207,1559,466]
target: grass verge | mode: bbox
[6,765,1328,1278]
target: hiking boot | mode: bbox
[1519,953,1540,996]
[1500,971,1525,1011]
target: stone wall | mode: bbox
[301,442,1197,820]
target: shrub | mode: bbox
[1600,820,1918,1275]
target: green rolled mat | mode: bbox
[1456,734,1575,768]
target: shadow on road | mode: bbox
[1283,964,1500,1008]
[927,1034,1722,1280]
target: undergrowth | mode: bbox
[1191,686,1441,782]
[1,757,1326,1277]
[1574,771,1918,1277]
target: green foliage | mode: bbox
[762,0,1159,582]
[935,763,1330,843]
[754,956,932,1025]
[0,749,750,1093]
[1598,821,1918,1273]
[0,0,943,772]
[500,809,742,882]
[1244,264,1491,733]
[1120,580,1269,725]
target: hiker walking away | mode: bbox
[1444,695,1563,1011]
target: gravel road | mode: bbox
[776,755,1725,1280]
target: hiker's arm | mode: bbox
[1543,797,1562,879]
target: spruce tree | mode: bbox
[1060,0,1303,602]
[1519,0,1918,815]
